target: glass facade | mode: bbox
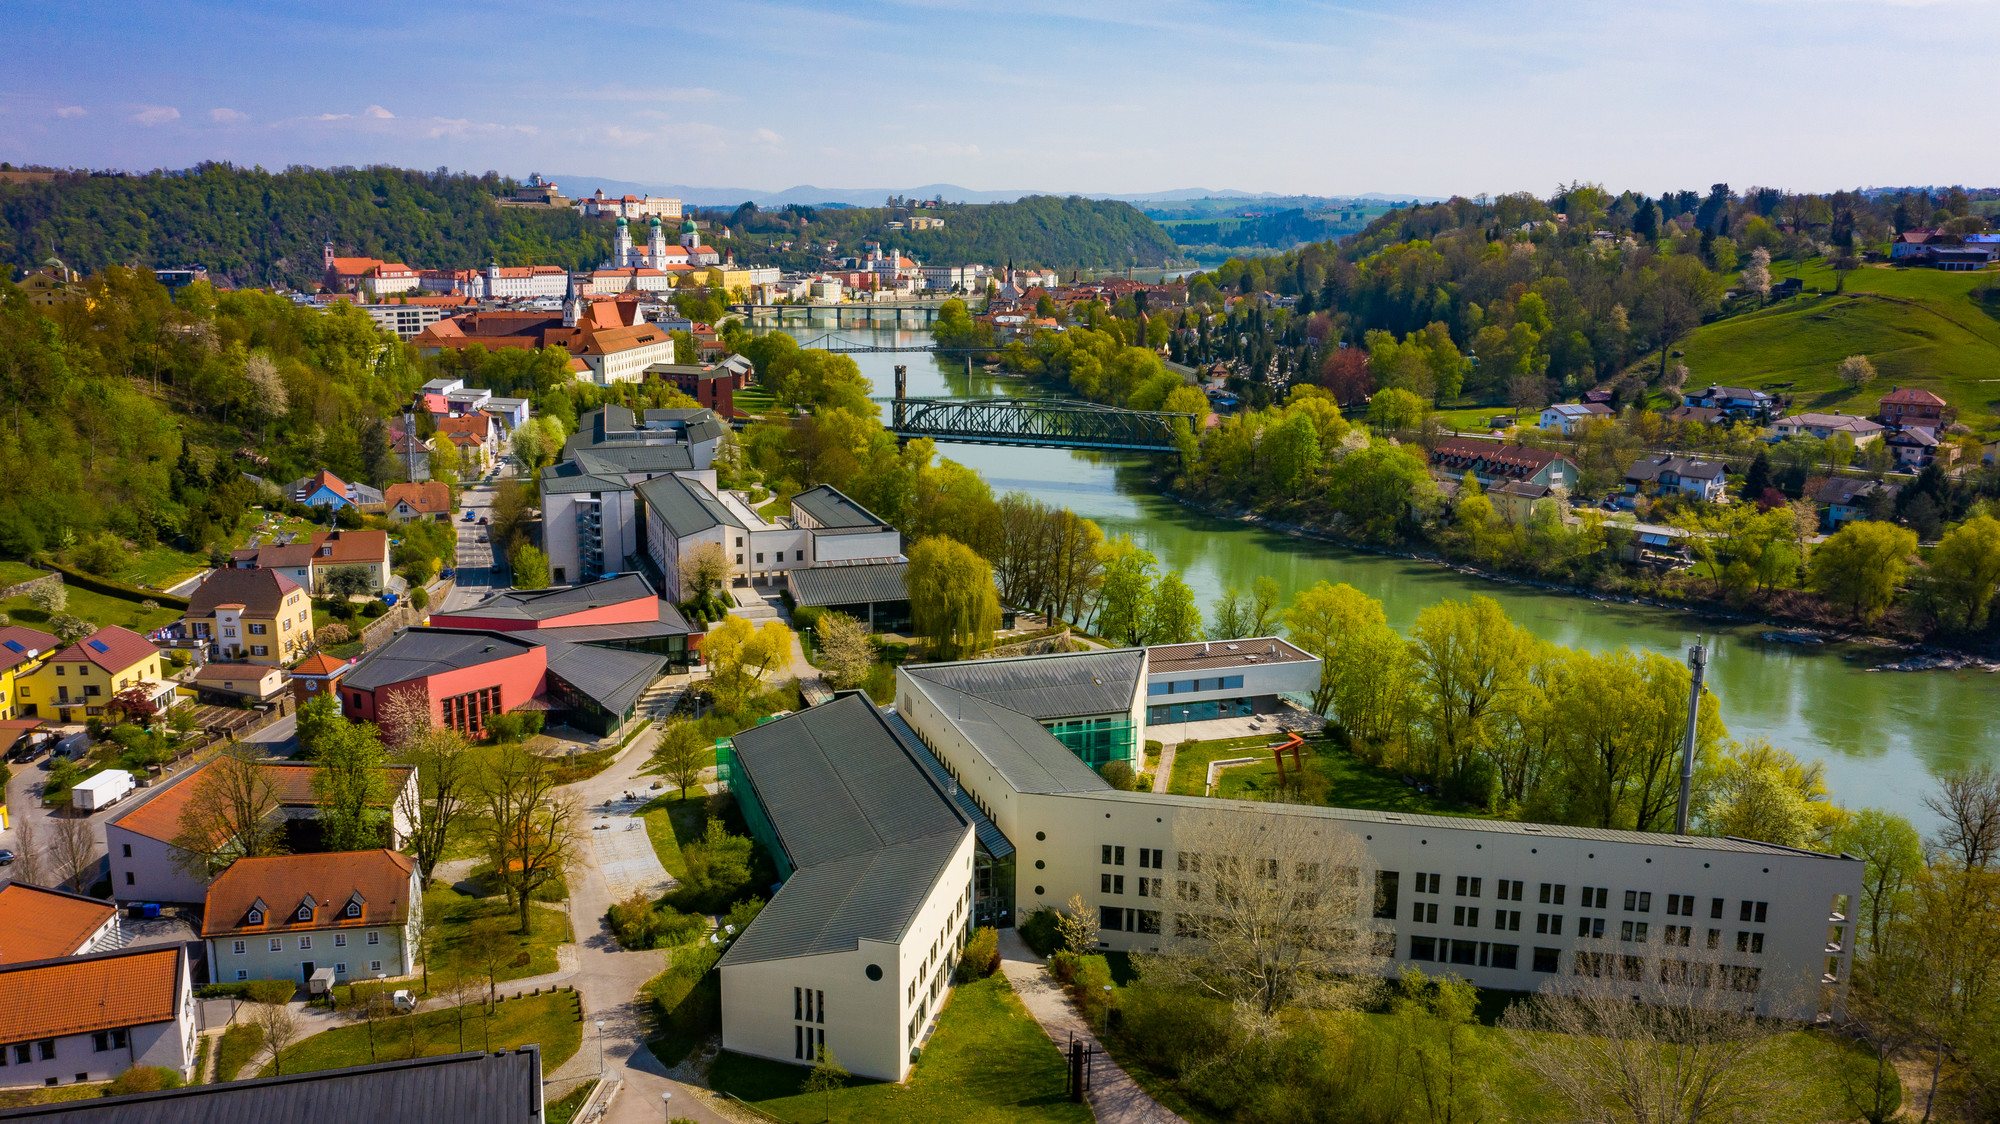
[1147,698,1256,724]
[974,848,1016,928]
[1045,716,1135,769]
[717,739,792,880]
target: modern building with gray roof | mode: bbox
[339,627,665,738]
[789,484,892,532]
[0,1047,544,1124]
[788,561,910,631]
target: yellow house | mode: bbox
[182,567,312,666]
[0,625,60,722]
[707,265,756,298]
[17,626,176,725]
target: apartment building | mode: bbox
[182,567,312,665]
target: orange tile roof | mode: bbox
[435,415,491,438]
[111,759,412,843]
[0,884,118,964]
[50,625,158,674]
[202,850,417,937]
[292,652,353,677]
[385,481,453,515]
[0,946,184,1042]
[577,324,666,356]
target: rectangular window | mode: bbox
[1374,871,1400,919]
[1412,902,1437,924]
[299,936,311,950]
[370,960,382,972]
[121,844,131,858]
[233,940,246,954]
[1540,883,1565,905]
[248,623,266,634]
[368,931,380,944]
[796,1026,805,1060]
[38,1041,54,1061]
[1176,880,1199,901]
[1138,910,1161,935]
[1711,897,1725,919]
[269,938,281,952]
[335,934,346,946]
[1495,910,1520,931]
[1409,936,1437,961]
[251,645,268,657]
[1100,906,1123,931]
[755,553,764,563]
[1177,852,1201,873]
[1708,928,1722,949]
[1140,877,1162,898]
[1536,914,1563,935]
[1491,944,1519,970]
[336,964,347,975]
[1455,876,1482,898]
[125,871,134,886]
[1453,906,1479,927]
[1450,940,1478,966]
[237,970,248,981]
[1533,947,1560,973]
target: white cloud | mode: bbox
[132,105,179,126]
[754,128,783,144]
[315,112,351,121]
[364,105,394,119]
[54,105,85,118]
[209,107,249,123]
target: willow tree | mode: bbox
[908,535,1000,660]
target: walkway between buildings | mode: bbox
[996,929,1189,1124]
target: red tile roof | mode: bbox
[385,481,453,515]
[187,567,303,618]
[292,652,353,677]
[201,850,417,937]
[0,624,59,673]
[111,758,409,843]
[50,625,159,673]
[1880,387,1947,407]
[0,946,184,1042]
[0,883,118,964]
[1429,438,1569,481]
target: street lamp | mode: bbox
[1100,985,1113,1033]
[661,1090,673,1120]
[595,1020,605,1076]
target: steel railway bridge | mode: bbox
[889,395,1194,453]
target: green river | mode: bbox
[775,326,1999,824]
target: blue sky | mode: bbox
[2,0,1994,197]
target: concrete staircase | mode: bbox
[636,681,684,723]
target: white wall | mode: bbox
[0,957,195,1088]
[810,529,902,563]
[720,832,974,1082]
[109,825,211,904]
[1142,652,1320,718]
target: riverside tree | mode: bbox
[1808,520,1918,621]
[907,535,1000,659]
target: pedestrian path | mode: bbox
[1150,743,1177,793]
[996,930,1188,1124]
[589,795,676,902]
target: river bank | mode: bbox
[1157,486,2000,671]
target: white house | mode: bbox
[0,883,123,963]
[200,850,423,987]
[1624,455,1728,502]
[0,946,198,1089]
[1539,402,1612,434]
[1773,413,1884,446]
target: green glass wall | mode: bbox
[1045,716,1135,769]
[716,739,792,880]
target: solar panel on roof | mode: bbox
[88,639,110,653]
[2,640,21,653]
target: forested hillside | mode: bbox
[710,195,1181,269]
[0,164,612,288]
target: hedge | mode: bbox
[36,560,192,610]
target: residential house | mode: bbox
[1486,480,1557,524]
[1538,402,1612,434]
[14,628,174,725]
[322,243,418,298]
[388,429,430,482]
[1886,425,1957,469]
[1684,385,1780,425]
[283,470,383,512]
[1878,387,1954,433]
[433,415,494,471]
[1426,439,1580,492]
[0,625,59,722]
[18,258,83,310]
[338,624,665,738]
[1625,455,1729,502]
[382,482,453,523]
[1772,412,1884,446]
[1815,477,1900,530]
[231,530,393,594]
[0,884,122,963]
[0,946,197,1088]
[201,851,422,986]
[191,664,289,704]
[290,652,354,711]
[1665,404,1726,428]
[11,1048,547,1121]
[108,760,418,903]
[182,568,312,665]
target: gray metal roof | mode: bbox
[719,693,972,967]
[540,641,666,716]
[636,473,742,538]
[447,575,655,621]
[901,648,1144,720]
[1052,789,1864,858]
[644,408,727,444]
[887,712,1014,860]
[573,444,698,477]
[791,484,890,530]
[538,461,627,495]
[789,562,908,608]
[342,629,537,692]
[0,1048,544,1123]
[899,674,1112,796]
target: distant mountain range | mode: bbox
[549,174,1442,209]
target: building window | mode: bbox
[1739,901,1769,923]
[336,963,348,975]
[233,940,246,954]
[1620,921,1649,942]
[1580,886,1609,909]
[1624,890,1651,912]
[251,646,268,657]
[91,1031,127,1052]
[1412,902,1438,924]
[269,938,282,952]
[1536,914,1563,936]
[299,936,312,950]
[1374,871,1399,919]
[125,872,134,886]
[236,970,248,981]
[442,686,503,735]
[1710,897,1725,919]
[1494,910,1520,931]
[1101,874,1124,895]
[755,553,764,564]
[1494,880,1523,901]
[1415,872,1441,894]
[248,624,267,635]
[795,551,804,561]
[367,931,380,945]
[335,934,347,946]
[37,1041,54,1061]
[370,960,383,972]
[1409,935,1437,961]
[1533,947,1560,973]
[1737,931,1765,954]
[297,905,312,922]
[346,902,361,918]
[121,844,131,858]
[1137,848,1164,869]
[1453,906,1479,927]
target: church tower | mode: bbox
[681,217,699,251]
[647,216,666,267]
[614,217,633,267]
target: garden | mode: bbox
[266,988,584,1077]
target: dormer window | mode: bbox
[247,909,262,924]
[297,905,313,921]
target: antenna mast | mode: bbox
[1675,637,1708,835]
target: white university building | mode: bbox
[712,648,1863,1083]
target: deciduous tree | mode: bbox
[473,743,582,934]
[1808,521,1917,621]
[171,747,284,878]
[812,610,873,690]
[907,535,1000,659]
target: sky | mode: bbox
[2,0,1996,199]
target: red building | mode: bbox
[644,364,741,417]
[1878,387,1954,431]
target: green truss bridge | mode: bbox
[889,396,1195,453]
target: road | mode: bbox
[439,471,508,614]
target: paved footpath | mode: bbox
[997,930,1187,1124]
[1150,743,1177,794]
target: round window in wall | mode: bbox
[1036,831,1046,841]
[1034,885,1045,896]
[865,964,883,982]
[1035,860,1045,869]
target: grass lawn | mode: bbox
[733,387,779,416]
[709,974,1090,1124]
[214,1023,265,1082]
[0,1084,111,1109]
[639,791,708,880]
[1656,259,2000,432]
[267,990,583,1077]
[0,585,182,635]
[344,881,571,1004]
[545,1081,596,1124]
[1215,740,1489,819]
[756,491,794,520]
[0,560,46,587]
[108,544,214,590]
[1166,734,1291,796]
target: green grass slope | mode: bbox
[1660,262,2000,432]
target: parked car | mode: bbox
[477,532,489,543]
[478,516,489,525]
[392,990,417,1012]
[440,568,456,580]
[0,849,15,867]
[462,511,476,521]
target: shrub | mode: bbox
[790,605,824,634]
[242,978,296,1005]
[27,582,66,614]
[105,1066,182,1095]
[1049,950,1081,985]
[140,599,159,611]
[956,926,1000,982]
[70,532,129,577]
[1019,907,1061,958]
[49,613,97,644]
[723,897,765,937]
[610,892,710,950]
[1101,760,1138,791]
[362,600,388,618]
[316,622,352,645]
[409,586,429,612]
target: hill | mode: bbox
[1654,263,2000,432]
[0,164,612,289]
[721,195,1182,269]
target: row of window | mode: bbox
[232,931,380,953]
[1145,675,1247,697]
[235,962,379,980]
